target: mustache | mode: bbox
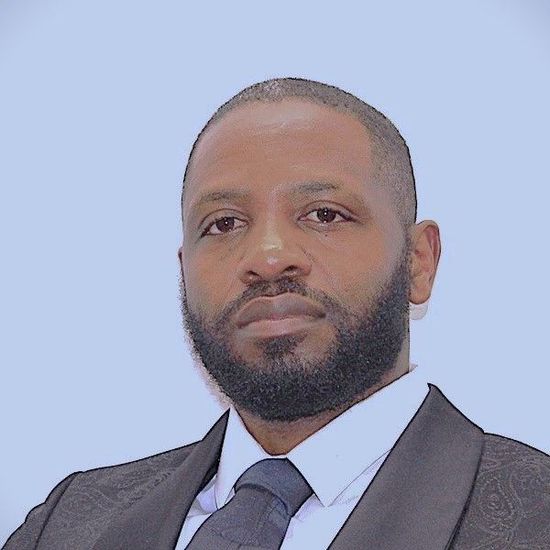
[179,275,340,329]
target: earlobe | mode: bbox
[409,299,429,320]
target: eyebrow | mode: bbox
[289,181,341,197]
[190,181,362,212]
[193,188,248,208]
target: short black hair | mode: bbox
[182,77,417,231]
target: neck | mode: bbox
[236,345,410,455]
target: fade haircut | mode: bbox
[181,77,417,232]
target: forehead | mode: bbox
[183,99,390,220]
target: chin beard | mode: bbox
[179,242,411,422]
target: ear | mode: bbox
[408,221,441,304]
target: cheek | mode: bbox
[330,268,377,309]
[321,236,394,307]
[183,251,236,321]
[182,255,213,311]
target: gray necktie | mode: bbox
[186,458,313,550]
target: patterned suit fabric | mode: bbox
[3,387,549,550]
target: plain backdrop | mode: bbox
[1,0,549,543]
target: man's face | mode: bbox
[179,99,411,422]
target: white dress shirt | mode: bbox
[176,364,429,549]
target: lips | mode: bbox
[235,294,326,328]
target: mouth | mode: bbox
[233,292,326,341]
[236,315,324,339]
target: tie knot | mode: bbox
[235,458,313,516]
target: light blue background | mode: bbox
[1,0,549,542]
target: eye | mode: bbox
[201,207,350,237]
[303,207,350,225]
[201,216,246,236]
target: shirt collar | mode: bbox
[215,363,428,508]
[215,403,274,509]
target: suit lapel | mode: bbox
[92,386,483,550]
[328,385,484,550]
[92,410,229,550]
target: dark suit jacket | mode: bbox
[4,385,550,549]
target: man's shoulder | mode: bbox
[476,432,550,498]
[77,439,199,486]
[65,439,200,514]
[480,432,550,470]
[451,433,550,549]
[3,440,201,549]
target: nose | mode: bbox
[237,218,312,285]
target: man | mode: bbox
[4,78,550,549]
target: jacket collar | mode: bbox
[93,385,483,550]
[328,384,484,550]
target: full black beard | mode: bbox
[179,242,411,422]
